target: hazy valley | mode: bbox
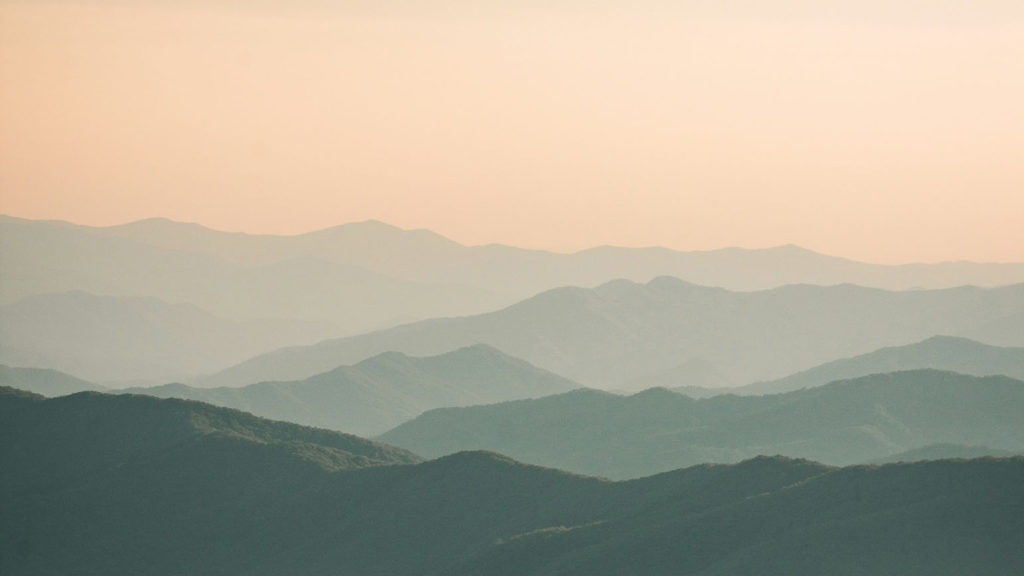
[5,0,1024,571]
[2,215,1023,575]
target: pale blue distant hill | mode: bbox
[202,279,1024,388]
[0,291,337,384]
[676,335,1024,397]
[5,214,1024,337]
[379,370,1024,479]
[121,345,576,436]
[0,364,103,397]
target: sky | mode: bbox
[1,0,1022,264]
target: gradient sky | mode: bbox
[1,1,1022,263]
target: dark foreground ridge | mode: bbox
[2,386,1022,575]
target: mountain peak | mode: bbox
[310,219,464,247]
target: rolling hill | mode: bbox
[379,370,1024,479]
[0,364,103,397]
[15,214,1024,295]
[0,216,503,337]
[678,335,1024,397]
[2,386,1021,575]
[120,345,577,436]
[203,278,1024,387]
[6,214,1024,338]
[0,291,337,384]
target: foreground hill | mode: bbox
[379,370,1024,479]
[0,291,337,384]
[121,345,577,436]
[204,279,1024,387]
[0,364,103,397]
[2,387,1022,576]
[677,335,1024,397]
[440,456,1024,576]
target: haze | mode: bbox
[2,0,1022,263]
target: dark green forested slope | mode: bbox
[380,370,1024,478]
[120,344,576,436]
[1,387,1022,576]
[443,457,1024,576]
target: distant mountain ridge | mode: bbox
[868,443,1022,464]
[675,335,1024,397]
[65,215,1024,292]
[0,216,504,338]
[0,291,338,384]
[4,214,1024,338]
[0,364,103,397]
[202,278,1024,388]
[379,370,1024,479]
[2,386,1022,575]
[120,345,577,436]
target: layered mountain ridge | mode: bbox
[204,278,1024,388]
[2,387,1021,576]
[119,344,576,436]
[379,370,1024,478]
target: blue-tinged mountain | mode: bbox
[0,291,337,384]
[0,364,103,397]
[676,335,1024,397]
[7,214,1024,338]
[203,278,1024,387]
[120,345,576,436]
[2,386,1022,576]
[868,443,1022,464]
[379,370,1024,479]
[53,215,1024,294]
[0,216,503,338]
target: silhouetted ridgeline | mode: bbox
[7,215,1024,306]
[0,364,104,397]
[712,335,1024,396]
[380,370,1024,479]
[6,214,1024,385]
[0,291,337,384]
[202,279,1024,388]
[2,386,1022,576]
[119,345,577,436]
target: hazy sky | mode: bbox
[1,1,1022,263]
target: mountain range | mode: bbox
[0,216,503,338]
[379,370,1024,479]
[6,214,1024,336]
[203,278,1024,388]
[0,364,104,397]
[30,214,1024,293]
[673,335,1024,397]
[119,345,576,436]
[6,215,1024,386]
[0,291,337,384]
[3,386,1021,576]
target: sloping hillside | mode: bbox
[122,345,576,436]
[380,370,1024,478]
[203,279,1024,388]
[2,387,1021,575]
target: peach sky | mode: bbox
[1,1,1022,263]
